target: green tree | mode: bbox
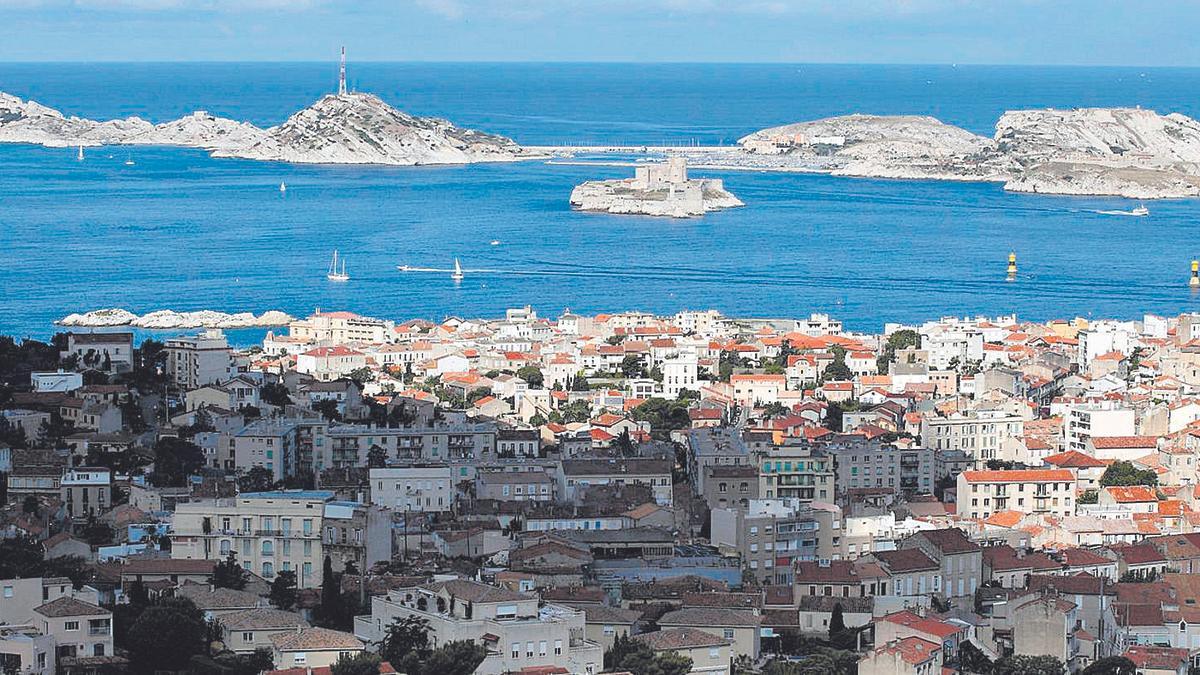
[376,615,431,665]
[150,437,204,487]
[420,641,488,675]
[367,444,388,469]
[993,654,1066,675]
[821,346,852,382]
[604,634,692,675]
[21,495,38,515]
[620,354,646,379]
[1081,656,1136,675]
[261,382,292,407]
[516,365,544,388]
[238,466,275,493]
[212,552,249,590]
[313,399,343,422]
[828,602,846,639]
[269,570,298,610]
[348,367,374,385]
[331,652,383,675]
[1100,460,1158,487]
[126,601,206,673]
[1078,489,1099,504]
[554,399,592,424]
[959,640,993,674]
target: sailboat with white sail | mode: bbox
[327,250,349,282]
[76,145,84,161]
[451,258,464,282]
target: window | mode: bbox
[723,629,735,639]
[511,644,520,659]
[65,621,80,631]
[554,640,562,655]
[294,653,307,665]
[539,641,547,657]
[242,632,254,642]
[526,642,534,658]
[2,586,11,598]
[603,625,615,636]
[710,647,721,658]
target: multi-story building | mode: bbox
[711,498,841,585]
[171,491,337,588]
[61,333,133,371]
[703,465,760,510]
[232,419,302,481]
[165,329,235,390]
[955,469,1076,521]
[321,501,392,574]
[755,440,834,503]
[32,597,113,661]
[825,438,935,496]
[558,458,673,506]
[368,466,455,513]
[899,528,982,599]
[496,429,540,458]
[477,471,555,502]
[59,467,111,520]
[920,410,1025,461]
[353,580,602,675]
[660,352,699,398]
[689,427,751,494]
[325,422,496,466]
[288,310,394,344]
[1063,402,1137,452]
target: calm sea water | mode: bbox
[1,63,1200,340]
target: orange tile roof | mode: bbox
[1104,486,1157,503]
[961,469,1074,483]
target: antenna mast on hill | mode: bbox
[338,46,347,96]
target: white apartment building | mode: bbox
[165,330,236,390]
[919,319,985,370]
[1063,402,1136,452]
[296,346,367,382]
[955,469,1075,520]
[369,466,455,513]
[661,352,699,398]
[920,410,1025,461]
[288,310,394,344]
[1076,321,1137,366]
[353,580,602,675]
[60,467,111,520]
[171,491,334,588]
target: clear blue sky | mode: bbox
[0,0,1197,65]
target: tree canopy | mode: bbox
[1100,460,1158,487]
[993,654,1067,675]
[212,552,250,590]
[150,437,204,487]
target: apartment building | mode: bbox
[558,458,673,506]
[825,438,935,496]
[353,580,602,675]
[1063,403,1137,452]
[171,491,335,588]
[920,410,1025,461]
[232,419,302,481]
[321,501,391,574]
[755,441,834,503]
[325,423,496,465]
[165,329,235,390]
[368,466,455,513]
[955,469,1076,520]
[711,499,841,585]
[288,310,394,344]
[32,597,113,661]
[59,467,111,520]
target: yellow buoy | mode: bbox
[1191,260,1199,288]
[1006,251,1017,281]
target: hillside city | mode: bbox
[3,306,1200,675]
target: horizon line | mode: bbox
[1,59,1198,69]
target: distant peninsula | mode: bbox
[57,309,295,329]
[0,90,530,166]
[672,107,1200,199]
[570,158,743,217]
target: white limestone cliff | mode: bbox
[57,309,295,329]
[214,93,523,165]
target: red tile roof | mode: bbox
[961,469,1073,483]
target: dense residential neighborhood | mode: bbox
[4,307,1200,675]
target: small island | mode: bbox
[569,158,743,217]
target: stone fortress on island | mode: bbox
[569,157,743,217]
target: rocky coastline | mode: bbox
[0,91,526,166]
[57,309,294,329]
[569,158,744,217]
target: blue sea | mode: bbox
[2,62,1200,341]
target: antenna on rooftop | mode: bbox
[338,46,347,96]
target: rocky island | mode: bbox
[0,90,526,166]
[670,107,1200,198]
[570,158,743,217]
[57,309,295,329]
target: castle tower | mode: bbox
[338,46,347,96]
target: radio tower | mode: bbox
[338,46,347,96]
